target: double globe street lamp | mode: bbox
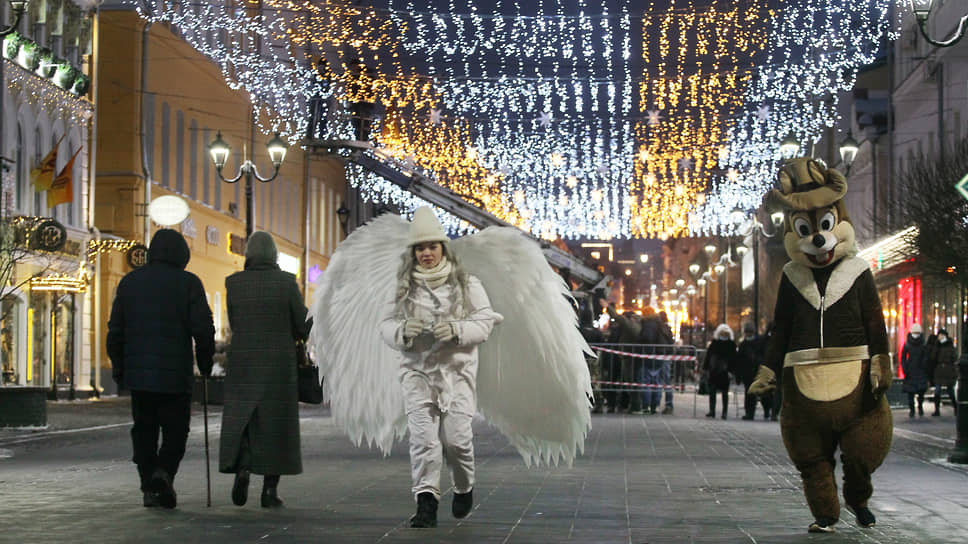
[208,132,288,238]
[909,0,968,48]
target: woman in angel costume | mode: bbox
[309,206,593,529]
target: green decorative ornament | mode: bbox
[72,74,90,96]
[3,32,24,60]
[37,48,55,78]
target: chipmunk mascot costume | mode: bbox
[748,157,892,533]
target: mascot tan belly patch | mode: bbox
[792,360,863,401]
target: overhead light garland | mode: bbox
[134,0,900,239]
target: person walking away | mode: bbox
[930,328,958,416]
[380,207,502,528]
[656,311,675,414]
[901,323,930,418]
[579,305,605,413]
[107,229,215,509]
[637,307,662,414]
[219,232,312,508]
[702,324,736,419]
[603,301,643,413]
[737,322,771,420]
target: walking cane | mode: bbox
[203,375,212,507]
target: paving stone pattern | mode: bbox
[0,396,965,543]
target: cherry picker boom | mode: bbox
[304,139,610,296]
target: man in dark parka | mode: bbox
[219,231,311,508]
[107,228,216,509]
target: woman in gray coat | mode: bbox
[219,231,311,507]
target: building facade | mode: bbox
[1,0,95,400]
[91,5,346,394]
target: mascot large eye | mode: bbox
[819,211,836,231]
[793,217,812,237]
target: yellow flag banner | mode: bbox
[47,147,81,209]
[30,136,64,191]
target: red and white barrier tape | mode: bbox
[591,346,697,361]
[591,379,699,391]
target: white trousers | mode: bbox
[403,370,475,499]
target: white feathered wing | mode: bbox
[307,213,410,454]
[451,227,593,467]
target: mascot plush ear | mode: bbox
[764,157,856,269]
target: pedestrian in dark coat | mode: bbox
[702,324,737,419]
[219,231,311,508]
[736,322,771,420]
[603,301,642,413]
[107,228,215,509]
[929,329,958,416]
[900,323,929,417]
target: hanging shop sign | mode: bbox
[32,219,67,252]
[148,195,190,226]
[126,244,148,268]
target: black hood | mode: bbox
[906,333,924,346]
[147,229,190,269]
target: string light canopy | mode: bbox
[133,0,900,239]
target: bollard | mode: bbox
[947,353,968,464]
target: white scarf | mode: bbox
[413,257,452,289]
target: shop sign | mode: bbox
[956,173,968,202]
[148,195,190,226]
[228,234,245,256]
[126,244,148,268]
[32,220,67,252]
[181,217,197,239]
[278,252,300,276]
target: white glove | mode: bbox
[402,319,425,341]
[433,322,456,344]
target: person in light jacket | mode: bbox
[219,231,311,508]
[380,207,503,529]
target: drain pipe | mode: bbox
[139,19,153,244]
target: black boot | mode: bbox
[452,490,473,519]
[847,504,876,528]
[148,469,177,509]
[410,492,438,528]
[808,517,838,533]
[232,469,250,506]
[143,491,160,508]
[261,475,283,508]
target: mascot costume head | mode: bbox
[748,157,892,534]
[768,158,856,269]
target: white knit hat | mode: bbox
[408,206,448,245]
[910,323,922,334]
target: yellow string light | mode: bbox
[631,2,771,238]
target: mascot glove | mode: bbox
[433,322,457,344]
[402,319,426,341]
[747,365,777,396]
[870,353,893,399]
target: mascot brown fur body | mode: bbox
[748,158,893,533]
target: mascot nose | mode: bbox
[812,234,826,248]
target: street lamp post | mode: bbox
[0,0,27,37]
[208,131,288,238]
[731,209,783,330]
[909,0,968,48]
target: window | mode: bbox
[1,297,22,385]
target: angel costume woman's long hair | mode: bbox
[393,241,471,316]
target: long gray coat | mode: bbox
[218,233,311,475]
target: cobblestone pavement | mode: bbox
[0,394,965,543]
